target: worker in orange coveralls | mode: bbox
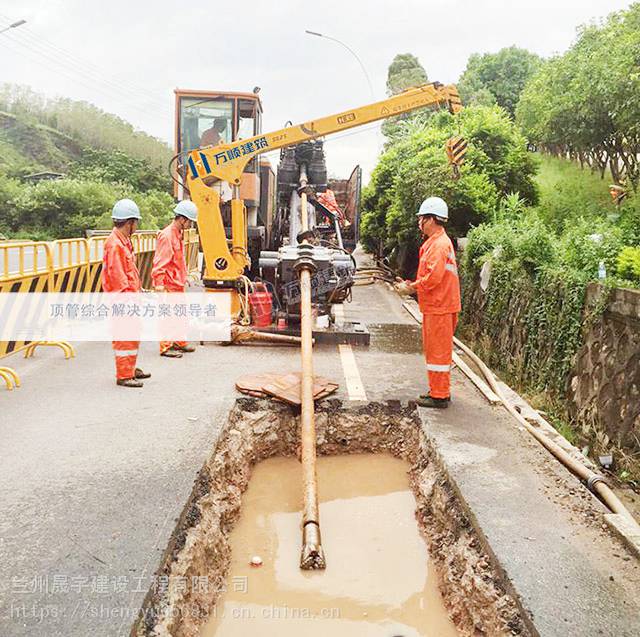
[316,189,346,225]
[397,197,461,408]
[152,200,198,358]
[102,199,151,388]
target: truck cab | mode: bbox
[173,89,274,272]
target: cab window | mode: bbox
[237,98,259,172]
[179,97,233,153]
[237,99,257,141]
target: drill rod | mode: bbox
[298,167,326,570]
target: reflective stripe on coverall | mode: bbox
[151,222,188,354]
[102,228,141,380]
[414,227,461,399]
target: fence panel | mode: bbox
[0,231,199,389]
[52,238,90,293]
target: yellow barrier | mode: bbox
[87,236,107,292]
[52,238,90,293]
[0,241,53,291]
[0,242,58,389]
[0,366,20,390]
[132,232,157,289]
[0,231,199,389]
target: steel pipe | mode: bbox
[298,167,326,569]
[453,336,637,524]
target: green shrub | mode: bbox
[92,189,174,232]
[462,210,555,274]
[69,148,171,193]
[11,178,119,238]
[618,197,640,246]
[0,174,21,234]
[4,178,174,239]
[617,246,640,282]
[558,218,624,279]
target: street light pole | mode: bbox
[0,19,27,36]
[305,30,375,100]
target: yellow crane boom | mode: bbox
[184,82,462,289]
[186,82,461,186]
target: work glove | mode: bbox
[394,279,414,296]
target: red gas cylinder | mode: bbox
[249,283,273,327]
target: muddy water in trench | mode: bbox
[201,453,458,636]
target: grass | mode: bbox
[532,154,616,231]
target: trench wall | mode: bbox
[135,400,529,637]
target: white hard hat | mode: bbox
[112,198,141,220]
[417,196,449,221]
[174,199,198,222]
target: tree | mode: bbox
[458,47,542,117]
[386,53,428,95]
[382,54,429,140]
[361,105,538,274]
[516,4,640,188]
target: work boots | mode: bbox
[161,349,182,358]
[416,395,450,409]
[172,343,196,353]
[117,378,144,388]
[160,344,196,358]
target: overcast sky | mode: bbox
[0,0,634,182]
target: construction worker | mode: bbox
[398,197,461,408]
[316,189,346,225]
[152,200,198,358]
[200,117,227,147]
[102,199,151,388]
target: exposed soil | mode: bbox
[133,399,531,637]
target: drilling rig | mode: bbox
[173,82,464,569]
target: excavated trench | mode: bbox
[134,399,531,637]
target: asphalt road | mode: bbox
[1,273,639,636]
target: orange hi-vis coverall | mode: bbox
[413,227,461,399]
[317,189,345,224]
[151,222,188,354]
[102,228,142,380]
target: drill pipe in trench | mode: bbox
[297,166,326,570]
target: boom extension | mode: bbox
[185,82,462,187]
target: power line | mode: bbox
[0,12,172,114]
[259,121,383,163]
[0,34,169,123]
[0,28,166,117]
[0,19,172,122]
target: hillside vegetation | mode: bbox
[0,84,174,239]
[0,110,84,177]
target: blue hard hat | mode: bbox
[174,199,198,222]
[112,198,141,220]
[417,196,449,220]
